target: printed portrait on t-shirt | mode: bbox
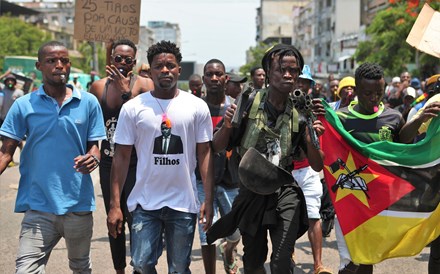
[153,120,183,154]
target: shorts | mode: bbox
[292,166,322,219]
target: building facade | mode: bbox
[259,0,389,77]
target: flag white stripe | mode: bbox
[372,157,440,168]
[378,209,433,218]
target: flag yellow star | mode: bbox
[325,152,378,208]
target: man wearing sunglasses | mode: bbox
[89,39,153,274]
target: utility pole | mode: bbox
[89,41,99,73]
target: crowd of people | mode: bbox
[0,38,439,274]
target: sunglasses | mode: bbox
[113,55,135,65]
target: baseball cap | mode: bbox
[227,73,247,83]
[410,78,421,89]
[298,65,315,86]
[392,76,400,84]
[404,87,416,98]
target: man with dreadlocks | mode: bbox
[206,44,325,274]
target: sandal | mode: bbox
[314,265,333,274]
[219,242,239,274]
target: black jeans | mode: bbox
[242,186,302,274]
[99,164,136,270]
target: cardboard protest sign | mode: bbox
[406,3,440,58]
[74,0,141,43]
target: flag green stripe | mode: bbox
[323,101,440,167]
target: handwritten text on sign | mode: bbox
[74,0,140,43]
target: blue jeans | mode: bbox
[131,206,197,274]
[197,181,240,244]
[197,181,218,245]
[215,185,240,242]
[16,210,93,274]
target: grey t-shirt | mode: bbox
[1,87,24,120]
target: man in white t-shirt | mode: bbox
[107,41,215,274]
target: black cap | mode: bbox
[227,73,247,83]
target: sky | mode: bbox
[140,0,260,70]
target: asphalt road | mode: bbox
[0,150,431,273]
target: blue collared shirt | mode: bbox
[0,84,106,214]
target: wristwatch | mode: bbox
[121,91,132,100]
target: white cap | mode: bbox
[404,87,416,98]
[392,76,400,84]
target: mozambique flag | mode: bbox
[320,102,440,264]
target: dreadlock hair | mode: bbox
[112,39,137,55]
[203,59,225,74]
[261,44,304,88]
[147,41,182,65]
[38,41,66,61]
[354,62,384,85]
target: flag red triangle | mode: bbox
[321,119,415,235]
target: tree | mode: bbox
[71,42,107,76]
[0,15,51,70]
[355,1,440,78]
[0,15,107,78]
[239,42,276,76]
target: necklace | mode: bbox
[152,90,179,128]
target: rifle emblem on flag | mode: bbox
[330,158,369,199]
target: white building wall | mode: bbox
[334,0,360,38]
[137,26,155,69]
[260,0,296,42]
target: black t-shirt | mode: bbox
[337,103,405,143]
[196,97,240,188]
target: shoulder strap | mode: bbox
[248,89,266,119]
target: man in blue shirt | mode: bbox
[0,41,106,273]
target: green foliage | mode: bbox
[239,42,277,76]
[354,4,414,76]
[0,15,51,70]
[70,42,92,73]
[71,42,107,76]
[355,2,440,78]
[0,15,107,77]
